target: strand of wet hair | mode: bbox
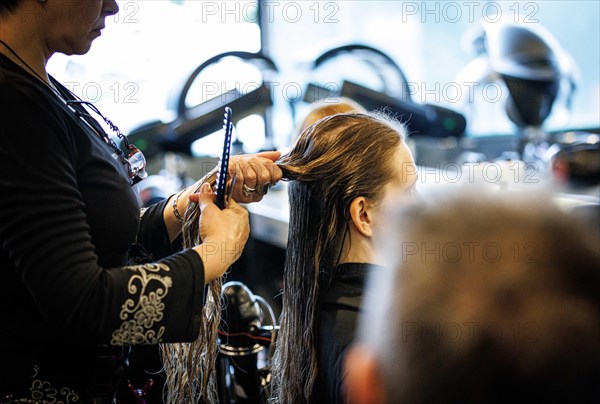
[160,168,222,404]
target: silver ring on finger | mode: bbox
[243,184,257,197]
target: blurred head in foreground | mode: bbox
[345,192,600,404]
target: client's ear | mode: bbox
[349,197,374,237]
[344,344,386,404]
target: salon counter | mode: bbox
[246,164,599,249]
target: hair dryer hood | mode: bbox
[484,20,572,82]
[483,20,576,128]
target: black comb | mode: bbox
[216,107,234,209]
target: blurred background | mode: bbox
[47,0,600,314]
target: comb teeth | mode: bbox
[216,107,234,209]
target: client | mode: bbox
[271,112,418,403]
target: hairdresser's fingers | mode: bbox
[252,150,281,162]
[253,152,284,183]
[192,182,216,211]
[230,153,283,183]
[194,183,249,274]
[230,154,283,203]
[187,183,251,282]
[188,181,213,205]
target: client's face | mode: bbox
[378,142,418,213]
[361,142,417,266]
[338,140,417,265]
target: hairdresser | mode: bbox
[0,0,282,401]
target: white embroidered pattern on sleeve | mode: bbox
[110,262,173,345]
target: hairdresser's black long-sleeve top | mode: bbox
[314,263,383,404]
[0,54,205,398]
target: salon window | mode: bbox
[47,1,599,161]
[264,0,599,144]
[47,0,261,151]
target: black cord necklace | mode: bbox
[0,38,147,184]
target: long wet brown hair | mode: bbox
[271,112,407,402]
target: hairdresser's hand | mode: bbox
[164,151,282,242]
[229,151,283,203]
[189,183,250,283]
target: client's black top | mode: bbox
[0,54,205,400]
[314,262,382,403]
